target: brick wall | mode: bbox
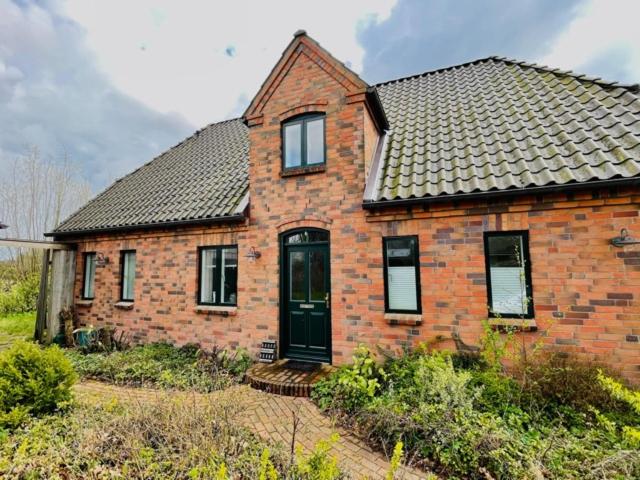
[70,36,640,383]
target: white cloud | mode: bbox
[539,0,640,83]
[62,0,396,127]
[0,0,193,189]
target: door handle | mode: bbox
[325,292,330,308]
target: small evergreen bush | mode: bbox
[0,341,76,429]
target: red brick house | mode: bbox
[47,32,640,382]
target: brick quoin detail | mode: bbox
[71,35,640,384]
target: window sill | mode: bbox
[488,318,537,332]
[114,301,134,310]
[76,299,93,307]
[194,305,237,317]
[280,165,326,177]
[385,313,422,326]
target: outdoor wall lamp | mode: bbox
[96,252,110,266]
[0,223,8,230]
[611,228,640,247]
[245,246,262,261]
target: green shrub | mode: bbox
[0,273,40,315]
[66,342,252,392]
[313,344,640,479]
[312,345,384,412]
[0,341,76,429]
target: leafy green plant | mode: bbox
[0,341,76,429]
[313,343,640,479]
[294,433,342,480]
[312,345,384,412]
[386,441,404,480]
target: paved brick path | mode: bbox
[75,381,427,479]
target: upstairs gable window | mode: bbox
[282,114,325,170]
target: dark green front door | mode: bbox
[282,230,331,362]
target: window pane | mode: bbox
[306,118,324,165]
[200,249,217,304]
[284,123,302,168]
[290,251,305,301]
[221,248,238,305]
[122,252,136,301]
[488,236,522,267]
[84,254,96,298]
[309,250,325,301]
[489,266,527,314]
[487,235,528,315]
[285,230,329,244]
[386,238,418,311]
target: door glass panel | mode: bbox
[290,251,305,301]
[285,230,329,244]
[309,250,325,301]
[284,123,302,168]
[306,118,325,165]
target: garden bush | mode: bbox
[0,273,40,315]
[66,341,252,392]
[0,387,347,479]
[0,341,76,429]
[313,344,640,479]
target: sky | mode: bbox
[1,0,639,193]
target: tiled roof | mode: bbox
[370,57,640,202]
[51,56,640,235]
[52,118,248,235]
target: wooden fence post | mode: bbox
[47,250,76,343]
[34,249,50,342]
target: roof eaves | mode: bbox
[363,177,640,210]
[45,213,246,239]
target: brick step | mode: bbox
[245,359,335,397]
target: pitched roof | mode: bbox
[52,118,248,235]
[50,52,640,236]
[368,57,640,203]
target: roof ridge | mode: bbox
[375,56,640,92]
[493,56,640,92]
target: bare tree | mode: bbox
[0,145,92,277]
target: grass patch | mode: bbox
[0,312,35,349]
[66,342,253,392]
